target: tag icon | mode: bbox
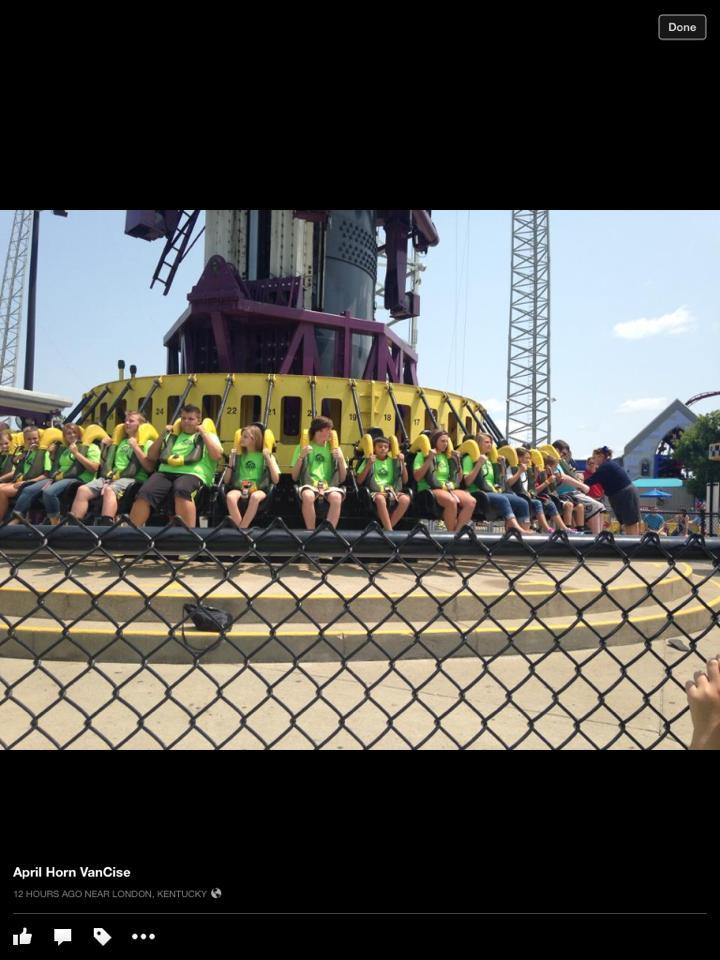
[94,928,112,946]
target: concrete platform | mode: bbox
[1,557,715,662]
[0,557,695,622]
[2,553,718,749]
[1,628,716,749]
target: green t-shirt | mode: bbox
[20,449,52,478]
[56,443,101,483]
[462,454,498,493]
[291,442,334,486]
[413,451,451,493]
[160,432,216,486]
[114,438,153,483]
[462,454,479,493]
[232,452,265,488]
[358,457,398,491]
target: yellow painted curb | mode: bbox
[3,576,718,640]
[0,562,696,605]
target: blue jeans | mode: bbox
[13,479,51,516]
[484,491,530,522]
[42,478,82,518]
[533,497,558,518]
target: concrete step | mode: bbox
[2,576,718,663]
[0,559,697,625]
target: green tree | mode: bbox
[674,411,720,497]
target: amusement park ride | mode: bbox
[0,210,519,525]
[112,210,504,453]
[2,209,715,521]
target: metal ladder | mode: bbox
[150,210,203,295]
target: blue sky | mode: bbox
[1,209,718,460]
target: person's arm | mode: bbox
[17,449,52,485]
[264,450,280,485]
[398,453,408,485]
[557,467,589,494]
[333,447,347,484]
[451,451,464,483]
[463,456,484,487]
[129,438,157,474]
[69,443,100,475]
[413,452,434,481]
[534,469,555,493]
[146,429,171,465]
[505,467,522,488]
[200,427,224,461]
[16,472,49,485]
[23,447,55,484]
[291,445,311,482]
[356,458,373,484]
[222,451,236,484]
[583,461,612,488]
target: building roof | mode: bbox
[633,478,683,488]
[622,398,698,456]
[0,386,72,419]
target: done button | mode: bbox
[658,14,707,40]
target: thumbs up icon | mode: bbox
[12,927,32,945]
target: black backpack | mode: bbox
[180,602,233,654]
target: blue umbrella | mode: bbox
[639,488,672,498]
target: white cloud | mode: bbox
[480,398,504,413]
[616,397,668,414]
[613,306,695,340]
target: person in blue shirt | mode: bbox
[584,446,640,535]
[643,505,666,534]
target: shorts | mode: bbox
[138,472,205,509]
[298,484,346,499]
[226,485,266,498]
[369,488,405,503]
[83,477,138,498]
[559,491,606,519]
[609,484,640,526]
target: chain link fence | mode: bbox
[1,518,719,749]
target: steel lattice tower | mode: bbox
[505,210,551,446]
[0,210,33,387]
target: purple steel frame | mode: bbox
[163,256,419,384]
[0,403,63,423]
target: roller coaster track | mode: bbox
[686,391,720,406]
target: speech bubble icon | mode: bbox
[54,928,72,945]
